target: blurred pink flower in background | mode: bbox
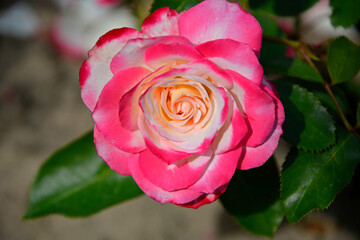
[299,0,360,44]
[50,0,137,59]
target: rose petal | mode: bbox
[141,7,180,37]
[140,69,228,143]
[94,126,137,175]
[128,154,205,205]
[196,39,263,85]
[188,146,243,193]
[137,113,195,164]
[110,36,194,74]
[228,70,276,147]
[179,0,262,54]
[182,59,233,89]
[177,184,228,208]
[118,65,173,131]
[144,42,203,69]
[80,27,141,111]
[93,67,151,153]
[238,80,284,170]
[138,149,211,191]
[118,85,139,131]
[138,72,228,160]
[213,93,249,154]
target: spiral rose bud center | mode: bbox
[160,83,209,128]
[139,75,218,142]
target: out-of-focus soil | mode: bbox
[0,2,359,240]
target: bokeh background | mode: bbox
[1,0,359,239]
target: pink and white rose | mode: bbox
[80,0,284,208]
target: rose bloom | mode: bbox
[80,0,284,208]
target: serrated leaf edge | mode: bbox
[280,132,354,223]
[291,84,336,151]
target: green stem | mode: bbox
[297,45,360,139]
[323,83,360,139]
[298,47,319,73]
[263,35,300,48]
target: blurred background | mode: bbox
[0,0,359,239]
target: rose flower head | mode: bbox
[79,0,284,208]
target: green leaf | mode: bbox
[249,0,276,13]
[357,103,360,127]
[273,0,318,16]
[150,0,202,13]
[249,0,317,16]
[260,40,287,66]
[260,36,322,84]
[330,0,360,28]
[328,36,360,85]
[220,158,284,237]
[24,131,143,219]
[281,128,360,223]
[252,11,285,38]
[344,78,360,101]
[312,86,351,121]
[263,58,323,83]
[275,82,336,150]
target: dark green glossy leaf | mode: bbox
[260,40,287,66]
[220,158,284,237]
[344,78,360,101]
[357,103,360,127]
[252,11,284,38]
[330,0,360,28]
[281,128,360,223]
[259,16,322,84]
[312,86,351,121]
[275,82,336,150]
[249,0,275,13]
[150,0,202,13]
[24,131,143,219]
[254,12,315,90]
[328,36,360,85]
[249,0,317,16]
[273,0,317,16]
[263,58,323,83]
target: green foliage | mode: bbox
[24,131,143,219]
[260,40,287,66]
[249,0,317,16]
[357,103,360,127]
[275,82,336,150]
[264,58,323,83]
[328,36,360,85]
[260,34,325,83]
[220,158,283,237]
[272,0,318,16]
[255,13,324,84]
[151,0,202,13]
[330,0,360,28]
[281,128,360,223]
[252,11,284,37]
[311,86,351,121]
